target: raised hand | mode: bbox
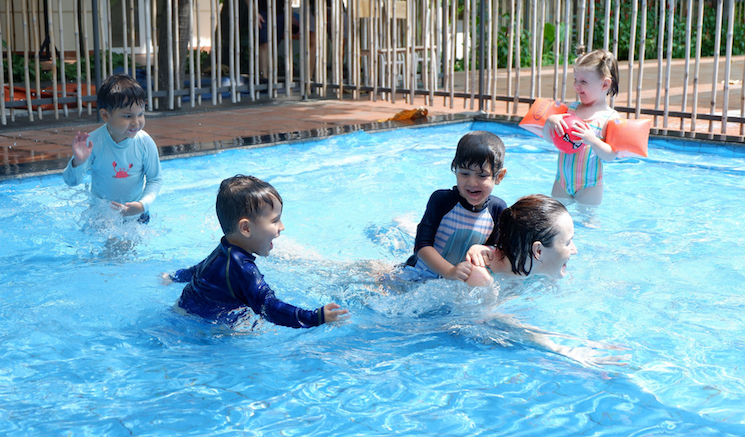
[71,131,93,167]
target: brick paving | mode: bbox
[1,55,744,179]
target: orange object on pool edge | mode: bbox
[518,98,568,137]
[550,115,587,154]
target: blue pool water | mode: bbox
[2,121,745,436]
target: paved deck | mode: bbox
[1,55,744,179]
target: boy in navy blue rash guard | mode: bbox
[169,175,349,328]
[402,131,508,282]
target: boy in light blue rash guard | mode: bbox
[63,74,162,223]
[402,131,508,282]
[167,175,349,328]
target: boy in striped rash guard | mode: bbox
[402,131,507,282]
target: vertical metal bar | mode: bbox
[469,0,476,109]
[106,0,113,76]
[603,0,611,49]
[680,0,692,130]
[720,0,735,134]
[635,0,648,118]
[97,0,107,79]
[588,0,595,51]
[166,0,174,109]
[561,0,570,102]
[553,0,560,101]
[129,0,136,74]
[690,0,703,133]
[73,0,83,116]
[506,0,514,111]
[4,0,15,122]
[188,0,196,106]
[57,0,69,117]
[82,0,93,114]
[663,0,675,129]
[708,0,723,134]
[122,0,129,74]
[0,5,6,125]
[47,0,59,119]
[146,0,153,109]
[31,0,43,119]
[536,0,545,98]
[653,0,665,126]
[529,0,536,98]
[174,0,182,108]
[627,0,639,111]
[577,0,586,47]
[479,0,486,110]
[512,0,522,114]
[22,2,38,121]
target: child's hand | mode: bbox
[466,265,494,287]
[160,272,174,285]
[111,201,145,217]
[446,261,473,282]
[466,244,496,267]
[570,120,599,145]
[71,131,93,167]
[544,114,570,139]
[323,303,350,323]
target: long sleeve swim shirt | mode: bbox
[62,124,162,211]
[406,187,507,279]
[175,238,325,328]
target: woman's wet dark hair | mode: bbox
[450,131,505,178]
[216,175,283,234]
[97,74,147,112]
[497,194,569,276]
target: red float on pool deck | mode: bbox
[550,115,587,154]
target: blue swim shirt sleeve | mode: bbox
[62,150,93,187]
[414,189,459,253]
[484,195,508,246]
[237,262,324,328]
[136,133,162,212]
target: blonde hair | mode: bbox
[573,48,619,98]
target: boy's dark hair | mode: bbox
[97,74,146,112]
[216,175,283,234]
[450,131,505,178]
[497,194,568,276]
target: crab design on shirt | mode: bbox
[113,161,133,178]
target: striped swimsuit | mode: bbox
[556,102,618,196]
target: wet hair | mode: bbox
[97,74,147,112]
[573,47,619,98]
[450,131,505,178]
[496,194,569,276]
[215,175,283,235]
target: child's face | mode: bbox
[101,102,146,143]
[455,163,503,209]
[243,198,285,257]
[573,69,611,105]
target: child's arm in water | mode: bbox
[417,246,473,282]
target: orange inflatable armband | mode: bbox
[604,118,651,158]
[519,98,568,137]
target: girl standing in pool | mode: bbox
[543,48,620,206]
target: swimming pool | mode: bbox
[2,121,745,435]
